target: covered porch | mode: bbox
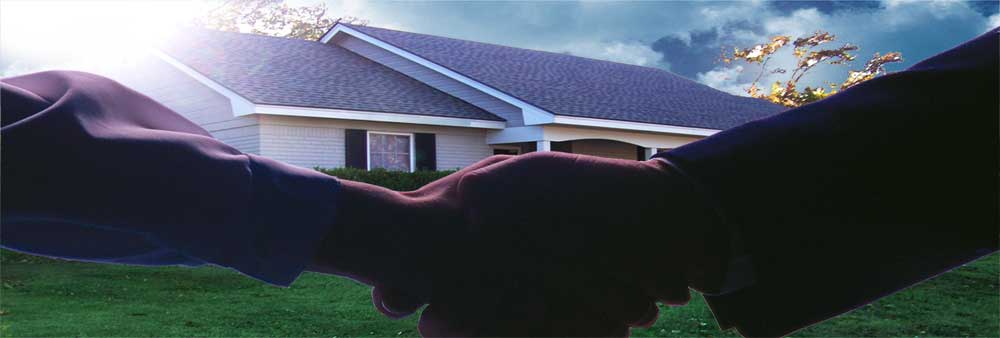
[486,124,708,160]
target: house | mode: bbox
[115,23,784,172]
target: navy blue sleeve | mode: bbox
[1,71,340,287]
[656,29,998,336]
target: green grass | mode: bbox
[1,252,996,337]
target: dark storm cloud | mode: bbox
[966,0,1000,16]
[651,21,764,78]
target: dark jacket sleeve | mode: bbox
[658,28,999,337]
[1,71,340,286]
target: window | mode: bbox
[367,132,414,172]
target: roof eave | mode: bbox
[550,115,720,137]
[253,104,507,129]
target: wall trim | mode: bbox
[551,116,719,136]
[255,105,506,129]
[485,126,545,144]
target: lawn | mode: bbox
[1,251,996,337]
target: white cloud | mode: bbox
[764,8,827,37]
[696,65,751,96]
[988,14,1000,32]
[558,41,665,67]
[697,2,767,28]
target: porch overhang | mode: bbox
[486,124,706,149]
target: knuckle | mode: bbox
[456,170,487,197]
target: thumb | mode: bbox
[372,285,425,319]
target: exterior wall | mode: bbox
[110,53,261,155]
[258,115,492,170]
[332,34,525,126]
[569,139,638,160]
[435,133,494,170]
[211,120,262,155]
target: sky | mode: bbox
[2,0,998,96]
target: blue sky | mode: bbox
[321,0,999,95]
[2,0,998,96]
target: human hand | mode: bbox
[417,152,723,336]
[306,155,515,318]
[308,152,724,336]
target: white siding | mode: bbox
[260,122,344,169]
[571,139,637,160]
[436,133,493,170]
[110,52,261,155]
[333,35,524,126]
[211,122,261,155]
[112,53,235,125]
[258,115,492,170]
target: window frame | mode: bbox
[366,131,416,173]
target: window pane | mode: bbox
[369,133,411,172]
[370,153,386,169]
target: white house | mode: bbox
[115,23,784,171]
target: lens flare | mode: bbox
[1,0,212,77]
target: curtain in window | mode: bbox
[369,133,411,171]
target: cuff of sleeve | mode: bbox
[650,155,755,295]
[237,155,341,287]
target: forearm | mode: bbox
[655,29,998,337]
[1,71,339,286]
[659,43,998,257]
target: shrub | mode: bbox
[316,167,455,191]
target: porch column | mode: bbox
[536,140,552,152]
[643,147,657,160]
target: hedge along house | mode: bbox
[116,23,784,172]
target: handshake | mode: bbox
[307,152,731,336]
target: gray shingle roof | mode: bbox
[347,24,787,130]
[161,29,502,121]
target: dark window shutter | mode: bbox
[636,145,646,161]
[414,133,436,171]
[345,129,367,169]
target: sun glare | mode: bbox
[1,0,213,76]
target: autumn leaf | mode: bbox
[724,30,902,108]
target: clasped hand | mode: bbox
[309,152,718,337]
